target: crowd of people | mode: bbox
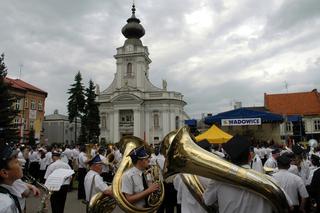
[1,136,320,213]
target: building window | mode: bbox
[101,114,107,129]
[15,99,21,110]
[31,100,36,110]
[24,98,28,108]
[314,120,320,131]
[38,100,43,111]
[29,120,34,129]
[120,110,133,126]
[286,122,293,132]
[175,116,179,129]
[127,63,133,77]
[154,114,159,128]
[14,117,20,128]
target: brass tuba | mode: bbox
[161,130,212,211]
[163,127,289,213]
[88,192,117,213]
[112,136,165,213]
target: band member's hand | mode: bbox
[27,184,41,197]
[147,183,159,194]
[104,188,113,196]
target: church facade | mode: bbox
[97,5,188,144]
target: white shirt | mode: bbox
[99,155,108,173]
[299,160,310,185]
[121,166,146,208]
[45,151,52,166]
[149,154,165,171]
[84,170,110,202]
[17,151,26,167]
[78,152,88,169]
[63,148,73,160]
[288,164,299,176]
[212,150,225,158]
[264,157,277,168]
[39,157,47,170]
[203,179,272,213]
[272,169,309,205]
[174,174,209,213]
[0,188,18,213]
[251,154,264,173]
[29,151,40,163]
[12,179,29,210]
[72,148,80,160]
[44,159,72,185]
[306,166,318,185]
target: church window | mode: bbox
[175,116,179,129]
[127,63,133,77]
[101,114,107,129]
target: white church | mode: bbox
[97,5,189,144]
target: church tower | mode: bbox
[98,5,188,144]
[114,4,152,91]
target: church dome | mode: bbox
[121,4,145,39]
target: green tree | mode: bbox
[67,71,85,144]
[0,53,19,143]
[78,117,88,144]
[83,80,100,144]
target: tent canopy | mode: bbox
[195,124,232,144]
[204,108,283,125]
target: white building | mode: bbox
[97,5,188,144]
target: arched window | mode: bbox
[127,63,132,77]
[175,116,179,129]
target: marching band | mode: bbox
[1,131,320,213]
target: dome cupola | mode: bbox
[121,4,145,39]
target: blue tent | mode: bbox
[205,108,283,125]
[185,119,197,127]
[287,115,302,122]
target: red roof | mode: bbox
[5,77,47,96]
[264,89,320,116]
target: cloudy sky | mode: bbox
[1,0,320,118]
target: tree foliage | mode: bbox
[83,80,100,144]
[67,71,85,144]
[0,53,19,143]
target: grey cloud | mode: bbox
[0,0,319,118]
[264,0,320,37]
